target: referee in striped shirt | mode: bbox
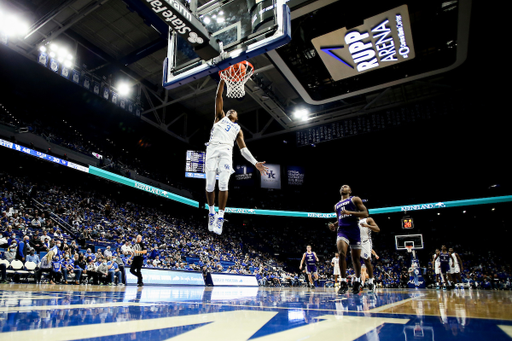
[130,235,147,287]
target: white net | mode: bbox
[219,61,254,98]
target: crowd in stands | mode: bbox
[0,169,289,286]
[0,156,511,289]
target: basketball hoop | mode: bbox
[219,61,254,98]
[406,245,413,253]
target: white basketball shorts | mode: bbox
[360,240,372,260]
[205,143,234,174]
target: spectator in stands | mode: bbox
[0,235,7,248]
[31,216,41,228]
[7,234,17,247]
[114,254,127,285]
[104,246,112,258]
[85,248,96,262]
[51,254,62,284]
[26,248,40,266]
[40,230,51,244]
[16,235,30,262]
[36,251,54,283]
[86,258,98,285]
[62,255,81,285]
[107,256,122,286]
[4,243,16,262]
[97,258,110,285]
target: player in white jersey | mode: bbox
[448,247,463,288]
[432,249,441,288]
[357,216,380,293]
[206,79,269,235]
[331,253,340,287]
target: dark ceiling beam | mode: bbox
[64,29,160,92]
[118,39,167,67]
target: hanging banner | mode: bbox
[49,58,59,72]
[93,81,100,95]
[38,52,48,67]
[287,165,304,186]
[102,86,110,100]
[71,70,80,84]
[234,165,255,186]
[111,91,118,105]
[83,76,91,90]
[261,164,281,189]
[61,67,70,79]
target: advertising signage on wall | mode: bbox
[311,5,415,81]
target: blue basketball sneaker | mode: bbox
[208,213,217,232]
[215,216,224,235]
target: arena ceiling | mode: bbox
[2,0,486,148]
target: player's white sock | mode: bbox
[368,278,373,284]
[341,278,347,282]
[218,209,225,218]
[209,205,216,214]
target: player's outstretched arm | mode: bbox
[236,130,269,175]
[363,217,380,232]
[344,196,369,218]
[215,79,226,123]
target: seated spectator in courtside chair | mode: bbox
[26,248,40,266]
[35,251,54,283]
[51,255,62,284]
[96,258,110,285]
[4,243,17,263]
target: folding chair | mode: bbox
[12,260,28,283]
[24,261,37,283]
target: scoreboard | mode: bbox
[185,150,206,179]
[401,216,414,229]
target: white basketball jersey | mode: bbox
[208,116,240,146]
[434,255,441,268]
[358,218,371,242]
[451,253,459,268]
[332,257,339,267]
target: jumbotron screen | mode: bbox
[185,150,206,179]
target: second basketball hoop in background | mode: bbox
[219,61,254,98]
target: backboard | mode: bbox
[395,234,424,251]
[163,0,291,89]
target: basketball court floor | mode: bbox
[1,284,511,340]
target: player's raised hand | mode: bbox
[256,161,269,175]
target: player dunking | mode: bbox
[357,216,380,293]
[299,245,319,289]
[206,79,269,235]
[328,185,369,294]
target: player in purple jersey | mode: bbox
[299,245,319,289]
[328,185,368,294]
[434,245,455,290]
